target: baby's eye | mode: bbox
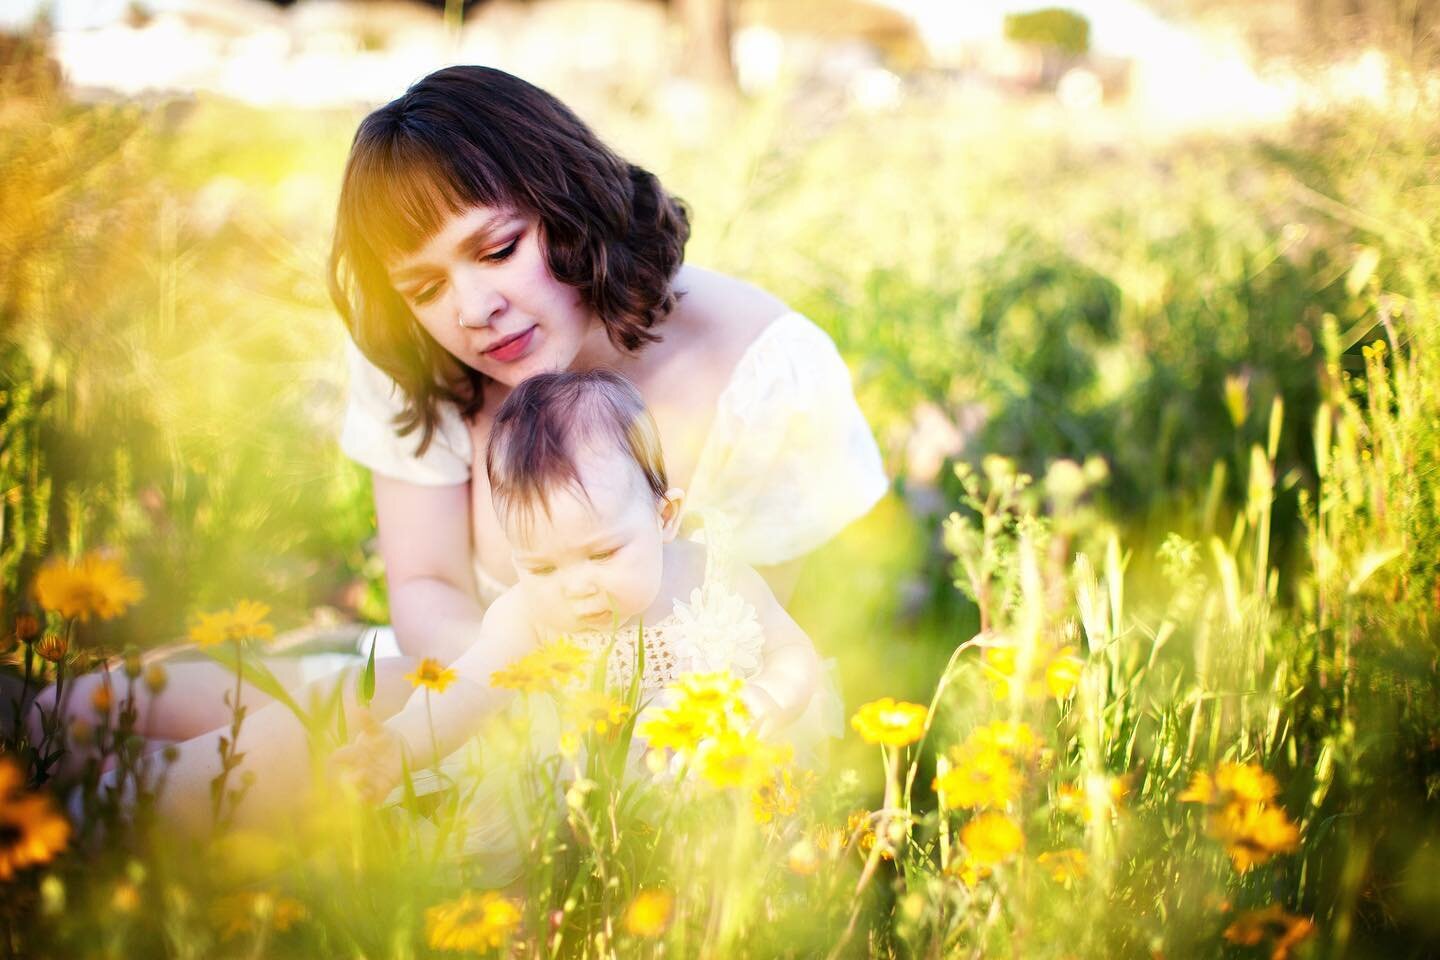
[589,548,618,562]
[482,237,519,263]
[527,565,555,576]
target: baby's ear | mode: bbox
[659,488,685,542]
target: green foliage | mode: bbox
[1004,9,1091,56]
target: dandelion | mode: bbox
[638,704,713,755]
[960,812,1024,865]
[934,744,1020,810]
[425,891,522,953]
[1037,848,1088,887]
[849,697,928,747]
[0,756,71,881]
[564,690,630,736]
[406,658,458,694]
[1223,905,1315,959]
[1215,762,1280,803]
[624,888,673,938]
[697,730,790,790]
[34,634,67,664]
[33,551,143,622]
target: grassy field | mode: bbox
[2,34,1439,958]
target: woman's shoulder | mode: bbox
[667,266,792,363]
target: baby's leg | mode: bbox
[143,656,418,834]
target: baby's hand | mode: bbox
[331,713,406,805]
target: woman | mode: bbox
[45,65,886,830]
[331,65,887,665]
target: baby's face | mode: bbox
[505,445,676,635]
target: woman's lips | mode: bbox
[483,325,536,363]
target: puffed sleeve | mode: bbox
[339,341,473,485]
[686,313,889,567]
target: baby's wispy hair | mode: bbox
[486,370,667,528]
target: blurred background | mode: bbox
[1,0,1436,714]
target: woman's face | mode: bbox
[384,205,596,388]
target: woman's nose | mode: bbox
[454,271,505,329]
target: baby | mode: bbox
[335,369,821,802]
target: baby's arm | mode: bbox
[732,564,821,735]
[335,589,536,801]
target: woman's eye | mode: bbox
[483,237,519,263]
[410,283,441,306]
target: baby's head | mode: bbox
[487,370,682,632]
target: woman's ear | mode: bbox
[659,488,685,542]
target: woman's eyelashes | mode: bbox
[403,235,521,305]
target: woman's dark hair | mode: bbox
[328,66,691,455]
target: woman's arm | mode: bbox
[373,474,486,665]
[732,564,821,732]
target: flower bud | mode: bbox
[123,647,142,680]
[14,613,40,642]
[143,662,168,695]
[91,683,114,716]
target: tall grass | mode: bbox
[2,35,1439,959]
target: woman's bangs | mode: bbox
[346,141,487,264]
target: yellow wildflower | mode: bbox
[1211,802,1300,872]
[143,662,168,695]
[638,703,713,755]
[1045,647,1083,700]
[188,610,232,648]
[752,765,814,824]
[1054,782,1085,816]
[91,683,114,716]
[33,551,143,622]
[491,640,592,694]
[847,810,892,861]
[960,812,1024,865]
[624,888,673,938]
[1037,848,1088,887]
[849,697,928,747]
[111,881,140,913]
[0,755,71,881]
[969,721,1039,760]
[1178,771,1215,804]
[226,601,275,642]
[674,671,747,714]
[934,745,1020,810]
[13,614,39,642]
[211,890,306,941]
[1215,762,1280,803]
[35,634,68,664]
[406,658,458,694]
[697,730,790,790]
[564,690,630,737]
[425,891,522,953]
[944,855,991,888]
[1223,905,1315,959]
